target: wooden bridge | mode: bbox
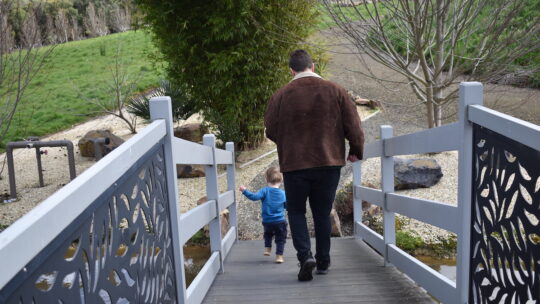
[0,82,538,304]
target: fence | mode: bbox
[0,97,237,304]
[353,82,540,303]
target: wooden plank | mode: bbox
[355,222,384,254]
[387,193,459,233]
[218,190,235,212]
[0,120,167,290]
[202,238,434,304]
[469,104,540,151]
[221,227,236,259]
[384,122,459,156]
[172,137,213,165]
[214,148,233,165]
[355,186,384,207]
[187,252,221,304]
[179,200,217,245]
[387,244,457,304]
[363,140,383,159]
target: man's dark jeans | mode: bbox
[263,221,288,255]
[284,166,341,264]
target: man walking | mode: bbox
[264,49,364,281]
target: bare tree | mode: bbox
[87,49,139,134]
[20,5,42,48]
[322,0,540,127]
[0,0,55,146]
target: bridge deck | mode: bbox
[202,237,435,303]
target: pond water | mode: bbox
[416,255,457,281]
[184,245,211,286]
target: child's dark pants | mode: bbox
[263,221,288,255]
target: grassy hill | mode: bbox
[3,30,163,147]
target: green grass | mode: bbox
[2,30,163,147]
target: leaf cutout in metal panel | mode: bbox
[483,206,494,225]
[481,186,490,198]
[132,202,140,224]
[107,270,122,287]
[480,166,487,186]
[529,234,540,245]
[477,139,486,147]
[121,268,135,287]
[504,173,515,192]
[504,150,516,163]
[488,287,500,302]
[518,162,532,181]
[524,210,539,226]
[64,238,80,261]
[116,243,128,257]
[62,272,76,289]
[99,289,111,304]
[120,194,130,211]
[131,184,139,200]
[519,184,533,205]
[35,271,58,292]
[505,191,518,219]
[535,176,540,193]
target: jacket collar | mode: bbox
[291,71,322,82]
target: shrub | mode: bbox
[127,80,197,123]
[135,0,322,149]
[396,231,424,254]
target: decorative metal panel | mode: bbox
[1,142,178,303]
[470,124,540,303]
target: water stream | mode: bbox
[416,255,457,281]
[183,245,211,286]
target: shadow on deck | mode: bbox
[203,238,435,304]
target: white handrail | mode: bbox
[0,120,167,289]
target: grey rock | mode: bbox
[394,158,443,190]
[77,129,124,158]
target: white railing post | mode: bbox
[149,96,188,304]
[352,161,362,240]
[225,142,238,241]
[381,125,395,266]
[456,82,483,304]
[203,134,224,273]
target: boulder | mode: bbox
[221,209,230,238]
[330,209,343,237]
[197,197,230,238]
[334,185,353,219]
[394,158,443,190]
[78,130,124,158]
[176,164,205,178]
[174,123,208,143]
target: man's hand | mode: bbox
[347,154,360,162]
[239,185,247,192]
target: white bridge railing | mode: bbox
[353,82,540,304]
[0,97,237,304]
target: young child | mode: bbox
[239,167,287,263]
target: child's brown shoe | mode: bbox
[275,255,284,263]
[264,247,271,256]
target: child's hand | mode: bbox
[239,185,247,192]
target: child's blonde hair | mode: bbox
[265,167,283,184]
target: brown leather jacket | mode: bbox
[264,75,364,172]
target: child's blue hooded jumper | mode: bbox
[242,187,286,223]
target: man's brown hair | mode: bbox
[266,166,283,184]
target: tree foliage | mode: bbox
[135,0,320,148]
